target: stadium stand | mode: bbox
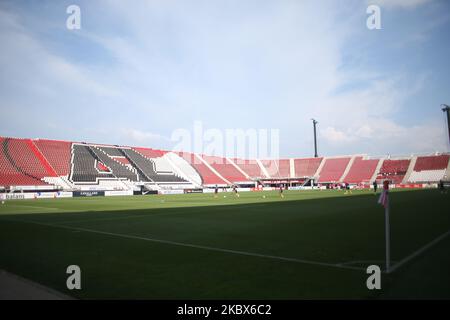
[70,144,115,182]
[414,154,450,171]
[408,155,450,183]
[164,152,203,186]
[28,140,57,177]
[34,139,71,176]
[114,157,131,166]
[233,159,265,179]
[376,159,411,184]
[134,147,166,158]
[1,135,449,188]
[317,157,351,183]
[259,159,291,178]
[0,137,48,186]
[121,148,186,183]
[178,152,228,185]
[12,139,55,180]
[92,147,139,181]
[293,157,322,177]
[343,157,379,184]
[98,146,125,157]
[96,162,110,172]
[201,155,248,183]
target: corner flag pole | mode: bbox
[379,180,391,273]
[385,195,391,273]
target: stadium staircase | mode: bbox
[289,159,295,178]
[195,154,231,185]
[402,156,417,184]
[27,140,58,177]
[233,158,265,180]
[177,152,227,185]
[227,157,251,181]
[445,159,450,181]
[340,155,357,183]
[34,139,72,176]
[200,155,248,183]
[317,157,351,183]
[370,158,384,184]
[313,157,326,181]
[163,152,202,187]
[376,158,410,184]
[259,160,278,179]
[342,156,379,184]
[255,159,270,178]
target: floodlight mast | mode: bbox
[311,119,318,158]
[442,104,450,146]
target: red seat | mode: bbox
[344,157,379,183]
[414,155,449,171]
[376,159,410,184]
[34,139,71,176]
[293,157,322,177]
[318,158,351,183]
[177,152,228,185]
[0,137,49,186]
[234,159,264,179]
[259,159,291,178]
[202,155,248,183]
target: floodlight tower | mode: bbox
[311,118,318,158]
[442,104,450,146]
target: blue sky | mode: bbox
[0,0,449,158]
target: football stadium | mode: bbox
[0,0,450,306]
[1,136,450,300]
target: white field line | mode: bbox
[0,218,365,272]
[389,229,450,273]
[338,260,397,267]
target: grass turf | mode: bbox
[0,189,449,299]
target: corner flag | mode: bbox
[378,181,389,208]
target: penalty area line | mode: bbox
[1,217,366,273]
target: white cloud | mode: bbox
[321,119,448,156]
[367,0,432,9]
[121,128,169,146]
[322,127,356,143]
[0,10,115,98]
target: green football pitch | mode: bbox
[0,189,449,299]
